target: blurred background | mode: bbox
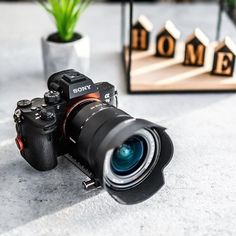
[0,1,236,236]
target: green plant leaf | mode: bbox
[38,0,92,42]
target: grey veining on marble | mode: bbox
[0,2,236,236]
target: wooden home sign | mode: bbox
[127,15,236,93]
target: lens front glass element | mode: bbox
[111,135,147,175]
[104,128,161,189]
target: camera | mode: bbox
[14,69,173,205]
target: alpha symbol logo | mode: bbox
[73,85,91,94]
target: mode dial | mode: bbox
[44,91,61,105]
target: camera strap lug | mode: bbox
[14,109,22,123]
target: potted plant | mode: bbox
[40,0,92,79]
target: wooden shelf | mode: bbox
[124,42,236,93]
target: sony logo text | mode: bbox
[73,85,91,94]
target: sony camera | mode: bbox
[14,69,173,204]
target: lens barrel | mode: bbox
[66,101,173,205]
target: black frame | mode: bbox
[216,0,225,41]
[121,0,133,94]
[121,0,236,94]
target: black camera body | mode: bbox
[14,70,117,171]
[14,70,173,205]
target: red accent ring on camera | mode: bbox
[62,93,101,139]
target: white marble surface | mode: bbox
[0,2,236,236]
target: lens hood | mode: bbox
[81,116,173,205]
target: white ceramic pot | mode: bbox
[41,34,90,79]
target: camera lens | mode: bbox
[65,100,173,205]
[104,128,160,190]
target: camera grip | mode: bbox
[20,123,58,171]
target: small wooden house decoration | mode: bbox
[131,15,153,51]
[212,36,236,77]
[156,20,181,58]
[184,28,209,67]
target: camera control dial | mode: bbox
[40,109,55,121]
[17,100,32,108]
[44,91,61,105]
